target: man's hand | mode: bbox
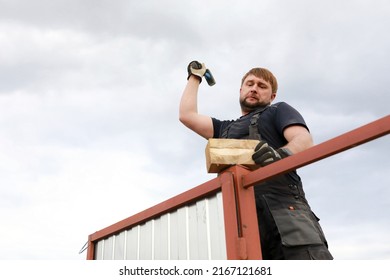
[252,141,292,167]
[187,61,207,83]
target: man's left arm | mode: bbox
[282,125,313,154]
[252,125,313,166]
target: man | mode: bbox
[179,61,333,260]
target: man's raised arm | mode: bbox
[179,62,214,139]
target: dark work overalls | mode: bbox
[219,104,333,260]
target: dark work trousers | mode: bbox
[254,180,333,260]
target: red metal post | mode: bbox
[219,171,241,259]
[219,166,262,259]
[86,240,95,260]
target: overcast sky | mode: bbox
[0,0,389,260]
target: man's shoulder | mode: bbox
[270,101,288,108]
[263,102,286,114]
[265,102,304,121]
[269,101,299,112]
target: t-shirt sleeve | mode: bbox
[212,118,234,138]
[275,102,309,135]
[212,118,222,138]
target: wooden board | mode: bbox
[205,139,260,173]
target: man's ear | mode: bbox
[271,92,277,101]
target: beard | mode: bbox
[239,97,268,113]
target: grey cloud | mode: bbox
[0,0,389,260]
[0,0,202,42]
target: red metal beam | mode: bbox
[242,114,390,188]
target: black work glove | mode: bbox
[252,141,292,167]
[187,61,207,83]
[187,61,216,86]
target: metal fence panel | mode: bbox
[93,191,226,260]
[114,231,125,259]
[125,226,139,260]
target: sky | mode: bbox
[0,0,389,260]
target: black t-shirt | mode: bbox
[211,102,309,185]
[212,102,308,150]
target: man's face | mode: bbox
[239,74,276,114]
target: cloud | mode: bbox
[0,0,389,260]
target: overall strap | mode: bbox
[248,112,262,140]
[220,104,278,139]
[220,125,229,138]
[248,106,270,140]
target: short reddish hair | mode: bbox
[241,68,278,93]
